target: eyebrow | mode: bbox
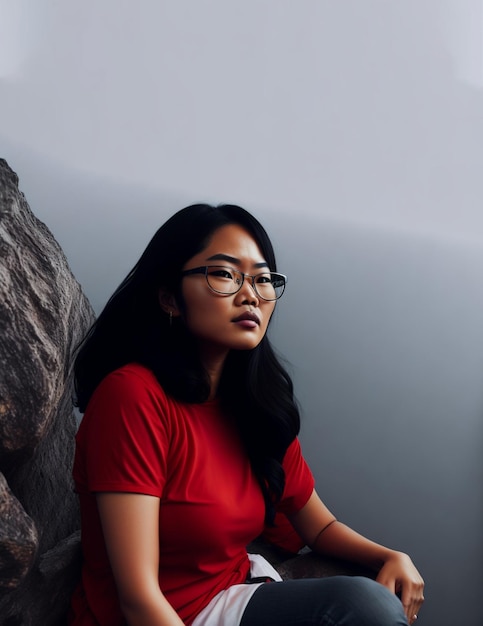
[206,253,269,269]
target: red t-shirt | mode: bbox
[70,363,314,625]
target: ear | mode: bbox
[157,288,181,317]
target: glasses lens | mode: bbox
[204,267,286,300]
[254,272,286,300]
[205,266,242,294]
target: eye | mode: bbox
[255,273,272,284]
[207,267,234,280]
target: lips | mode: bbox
[232,311,260,325]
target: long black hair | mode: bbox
[74,204,300,523]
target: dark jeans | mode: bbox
[240,576,409,626]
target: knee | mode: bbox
[333,577,408,626]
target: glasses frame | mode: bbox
[181,265,287,301]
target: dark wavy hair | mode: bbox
[74,203,300,523]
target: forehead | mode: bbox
[193,223,267,265]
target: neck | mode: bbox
[204,358,226,400]
[198,344,229,401]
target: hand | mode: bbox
[376,551,424,625]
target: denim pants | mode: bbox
[239,576,409,626]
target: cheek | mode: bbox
[180,283,206,314]
[181,287,226,326]
[262,303,276,327]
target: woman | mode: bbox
[70,204,424,626]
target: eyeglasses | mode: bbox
[181,266,287,301]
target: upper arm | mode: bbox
[81,369,169,498]
[96,492,162,609]
[287,489,337,548]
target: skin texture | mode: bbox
[97,493,183,626]
[96,224,424,625]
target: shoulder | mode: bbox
[93,363,168,403]
[103,362,160,388]
[83,363,176,428]
[78,363,179,446]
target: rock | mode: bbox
[0,473,38,590]
[248,536,376,582]
[276,549,375,580]
[0,159,95,624]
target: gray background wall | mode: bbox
[2,2,482,624]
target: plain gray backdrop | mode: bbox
[2,2,483,624]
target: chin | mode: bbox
[231,337,264,351]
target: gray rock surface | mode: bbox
[0,159,95,625]
[248,537,375,582]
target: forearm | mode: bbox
[289,490,400,572]
[309,519,400,572]
[96,494,185,626]
[289,490,424,622]
[120,588,185,626]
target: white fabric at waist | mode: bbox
[192,553,282,626]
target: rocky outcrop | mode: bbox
[0,159,95,625]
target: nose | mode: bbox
[236,275,259,305]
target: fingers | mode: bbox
[375,570,396,593]
[404,606,418,624]
[374,553,424,624]
[376,571,424,624]
[401,581,424,625]
[404,603,422,625]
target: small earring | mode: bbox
[169,310,173,327]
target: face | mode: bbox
[177,223,277,365]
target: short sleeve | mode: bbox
[75,366,170,497]
[277,437,315,515]
[261,437,315,552]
